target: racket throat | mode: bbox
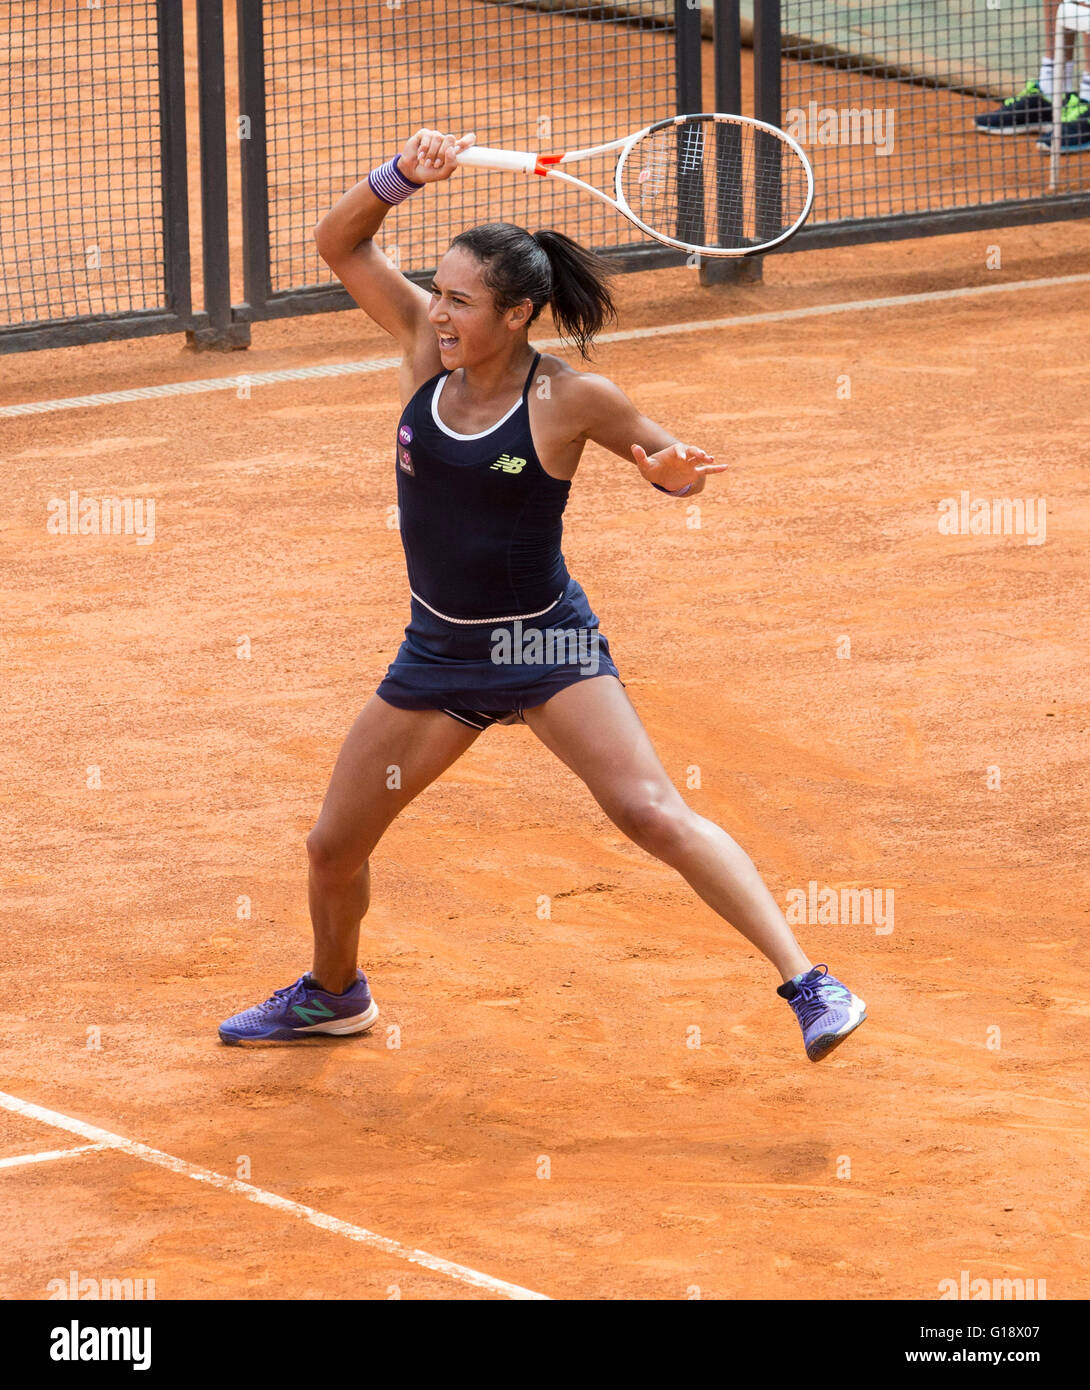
[533,154,564,176]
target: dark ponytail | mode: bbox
[448,222,616,360]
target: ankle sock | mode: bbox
[1039,56,1076,96]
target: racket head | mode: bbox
[614,113,815,258]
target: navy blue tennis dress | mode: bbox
[376,350,621,730]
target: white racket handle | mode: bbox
[456,145,538,174]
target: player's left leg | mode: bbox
[522,675,866,1060]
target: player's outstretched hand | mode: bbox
[398,129,476,183]
[631,442,728,496]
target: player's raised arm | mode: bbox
[570,373,728,497]
[313,128,475,352]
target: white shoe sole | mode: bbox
[808,995,866,1062]
[296,1000,380,1036]
[977,124,1051,135]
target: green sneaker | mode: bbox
[1038,92,1090,152]
[974,80,1053,135]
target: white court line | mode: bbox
[2,272,1088,419]
[0,356,401,417]
[0,1142,108,1170]
[0,1090,549,1301]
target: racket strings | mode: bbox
[619,118,809,251]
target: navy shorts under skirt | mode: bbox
[376,576,621,727]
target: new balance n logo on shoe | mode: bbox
[291,1000,335,1024]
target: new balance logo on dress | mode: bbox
[490,453,527,473]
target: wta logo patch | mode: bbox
[398,425,413,445]
[490,453,527,474]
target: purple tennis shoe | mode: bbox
[219,969,379,1044]
[777,964,866,1061]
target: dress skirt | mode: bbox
[376,576,621,718]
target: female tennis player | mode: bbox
[219,127,866,1061]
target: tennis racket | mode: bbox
[455,113,814,258]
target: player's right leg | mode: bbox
[218,696,480,1043]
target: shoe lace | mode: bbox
[792,964,839,1030]
[257,976,308,1015]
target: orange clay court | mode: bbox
[1,11,1089,1304]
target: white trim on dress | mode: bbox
[430,374,524,441]
[409,587,564,625]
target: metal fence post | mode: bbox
[674,0,704,114]
[157,0,195,326]
[236,0,270,324]
[700,0,761,285]
[753,0,783,127]
[189,0,249,348]
[751,0,784,259]
[673,0,706,252]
